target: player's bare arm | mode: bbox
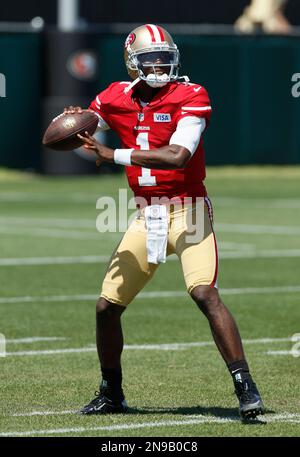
[77,131,191,169]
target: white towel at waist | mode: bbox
[144,205,169,264]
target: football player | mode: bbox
[66,24,264,419]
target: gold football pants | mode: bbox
[100,200,218,307]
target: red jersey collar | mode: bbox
[124,81,179,110]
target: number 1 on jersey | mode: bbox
[136,132,157,186]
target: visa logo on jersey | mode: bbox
[153,113,171,122]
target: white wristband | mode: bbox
[114,148,134,166]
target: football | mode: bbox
[42,110,99,151]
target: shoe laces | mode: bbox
[88,390,103,405]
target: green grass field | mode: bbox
[0,166,299,437]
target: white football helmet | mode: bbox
[124,24,180,88]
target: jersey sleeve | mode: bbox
[177,85,212,126]
[89,89,111,131]
[169,116,206,155]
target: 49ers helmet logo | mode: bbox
[124,33,136,49]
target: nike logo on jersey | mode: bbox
[193,87,201,92]
[153,113,171,122]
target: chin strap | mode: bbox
[124,74,190,94]
[177,75,190,83]
[124,77,141,94]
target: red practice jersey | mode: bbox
[89,81,212,204]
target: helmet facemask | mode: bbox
[127,47,180,88]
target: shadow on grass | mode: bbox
[126,405,275,425]
[127,405,237,416]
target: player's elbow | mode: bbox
[174,156,189,169]
[170,146,191,169]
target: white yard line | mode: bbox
[266,350,299,356]
[6,337,66,344]
[5,337,294,357]
[1,285,300,305]
[0,255,110,266]
[6,347,96,356]
[1,413,300,436]
[0,294,98,304]
[12,410,77,417]
[124,337,293,351]
[139,285,300,297]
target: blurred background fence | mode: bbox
[1,0,300,172]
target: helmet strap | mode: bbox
[124,76,141,94]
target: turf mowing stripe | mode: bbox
[2,213,300,235]
[216,223,300,235]
[0,192,99,203]
[3,214,300,235]
[0,227,102,240]
[214,197,300,209]
[0,216,94,228]
[2,248,300,267]
[2,413,300,436]
[5,337,293,356]
[0,221,253,251]
[1,285,300,304]
[1,191,300,208]
[221,285,300,295]
[221,249,300,259]
[6,337,67,344]
[5,222,299,237]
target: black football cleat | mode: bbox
[79,387,128,415]
[234,377,265,419]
